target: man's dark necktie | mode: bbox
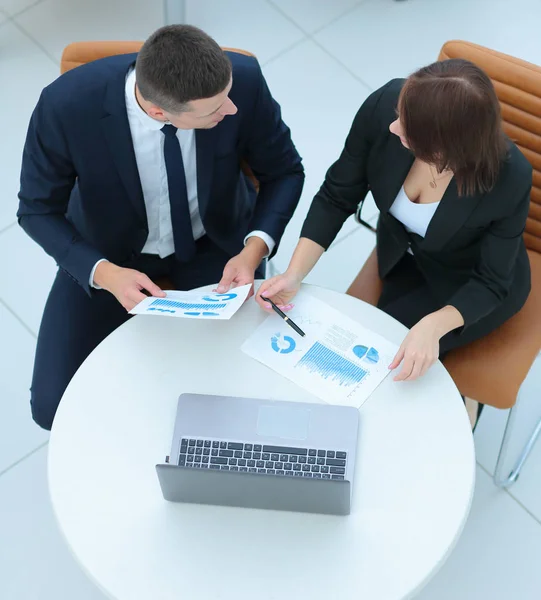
[161,124,196,262]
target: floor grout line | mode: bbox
[309,0,370,37]
[9,15,60,68]
[6,0,46,20]
[476,461,541,526]
[309,36,374,93]
[0,441,49,479]
[261,36,309,69]
[0,297,38,339]
[267,0,374,92]
[0,12,10,29]
[0,221,17,236]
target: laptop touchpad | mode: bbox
[257,405,310,441]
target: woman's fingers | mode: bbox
[404,358,424,381]
[394,354,414,381]
[389,346,405,370]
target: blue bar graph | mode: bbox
[297,342,368,387]
[148,298,227,310]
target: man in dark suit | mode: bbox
[17,25,304,430]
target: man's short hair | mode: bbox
[136,25,232,114]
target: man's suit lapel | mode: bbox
[101,57,147,225]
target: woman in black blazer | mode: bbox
[256,59,532,383]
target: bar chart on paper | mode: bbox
[148,299,227,311]
[296,342,368,387]
[242,291,398,408]
[129,284,251,320]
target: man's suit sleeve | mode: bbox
[242,60,304,257]
[17,88,104,296]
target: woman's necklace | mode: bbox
[428,164,451,189]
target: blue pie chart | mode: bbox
[202,293,238,302]
[271,334,296,354]
[353,345,368,359]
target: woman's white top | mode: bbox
[389,186,440,238]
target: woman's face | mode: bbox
[389,117,410,149]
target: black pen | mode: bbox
[261,296,306,337]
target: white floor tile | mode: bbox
[474,354,541,522]
[0,21,58,231]
[186,0,305,65]
[270,0,362,34]
[0,9,7,24]
[261,39,372,270]
[0,224,57,335]
[14,0,305,67]
[0,447,107,600]
[315,0,541,92]
[304,226,376,292]
[0,0,42,17]
[14,0,164,63]
[414,466,541,600]
[0,303,48,473]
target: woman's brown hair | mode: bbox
[398,59,508,196]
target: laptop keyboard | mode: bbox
[178,438,347,480]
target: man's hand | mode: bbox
[216,237,268,298]
[94,261,166,311]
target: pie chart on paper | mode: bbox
[271,333,297,355]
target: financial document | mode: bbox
[130,284,251,320]
[242,291,399,408]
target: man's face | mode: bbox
[165,78,237,129]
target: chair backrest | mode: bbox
[60,41,259,190]
[60,41,256,73]
[438,41,541,254]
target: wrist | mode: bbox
[241,238,267,269]
[425,306,465,338]
[94,261,120,289]
[284,267,304,284]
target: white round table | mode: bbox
[49,284,475,600]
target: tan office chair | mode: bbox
[347,40,541,488]
[60,41,259,291]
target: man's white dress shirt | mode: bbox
[90,68,274,287]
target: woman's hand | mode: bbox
[389,317,440,381]
[255,271,302,312]
[389,306,464,381]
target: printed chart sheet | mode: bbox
[130,284,251,320]
[242,291,398,408]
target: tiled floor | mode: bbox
[0,0,540,598]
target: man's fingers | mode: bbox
[136,272,166,297]
[125,289,148,311]
[216,268,235,293]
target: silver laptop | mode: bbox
[156,393,359,515]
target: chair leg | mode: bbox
[493,397,541,488]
